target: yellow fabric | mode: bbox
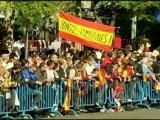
[62,79,72,112]
[78,88,81,96]
[97,70,105,86]
[63,93,69,111]
[155,83,160,90]
[1,70,12,92]
[122,70,128,78]
[118,61,123,75]
[93,70,105,88]
[67,78,72,88]
[94,81,100,88]
[143,74,147,82]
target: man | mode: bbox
[12,38,25,59]
[50,53,59,63]
[6,53,19,70]
[36,62,48,84]
[48,39,61,53]
[58,58,68,80]
[101,51,113,76]
[152,55,160,81]
[8,62,24,113]
[21,64,42,110]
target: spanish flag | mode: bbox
[117,59,123,76]
[59,11,115,51]
[61,79,71,114]
[149,77,160,91]
[94,69,105,88]
[98,70,105,87]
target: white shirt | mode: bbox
[6,62,14,70]
[84,63,95,76]
[13,41,25,58]
[46,68,54,80]
[13,41,24,49]
[48,41,61,52]
[95,51,102,60]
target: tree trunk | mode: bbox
[23,27,26,40]
[131,15,137,49]
[95,15,103,23]
[6,19,14,42]
[6,10,15,42]
[94,10,103,23]
[45,18,49,41]
[76,1,81,17]
[131,15,137,39]
[110,12,117,26]
[25,29,28,59]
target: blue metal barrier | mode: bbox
[1,77,155,119]
[0,92,14,119]
[76,80,96,107]
[38,83,62,116]
[132,77,150,109]
[148,80,160,106]
[76,80,106,110]
[17,85,33,119]
[65,80,108,115]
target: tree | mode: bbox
[13,1,77,41]
[0,1,16,42]
[94,1,160,49]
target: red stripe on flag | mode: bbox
[59,31,111,51]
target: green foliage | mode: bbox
[0,1,160,42]
[8,1,77,36]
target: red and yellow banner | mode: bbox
[59,11,115,51]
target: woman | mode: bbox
[0,66,18,112]
[67,61,84,112]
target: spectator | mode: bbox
[0,65,17,112]
[36,62,48,84]
[50,53,59,63]
[12,38,25,59]
[46,60,55,84]
[21,64,42,110]
[28,52,37,66]
[6,53,18,70]
[152,55,160,81]
[48,38,61,53]
[101,51,113,76]
[21,59,29,70]
[58,58,68,80]
[8,63,24,112]
[1,53,10,68]
[68,61,83,112]
[84,56,96,78]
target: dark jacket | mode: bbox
[36,68,47,84]
[8,68,25,87]
[152,61,160,74]
[134,62,143,76]
[57,66,68,79]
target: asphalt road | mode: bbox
[52,108,160,119]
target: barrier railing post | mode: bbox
[133,77,150,109]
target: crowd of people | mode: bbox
[0,38,160,117]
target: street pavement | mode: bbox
[51,108,160,119]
